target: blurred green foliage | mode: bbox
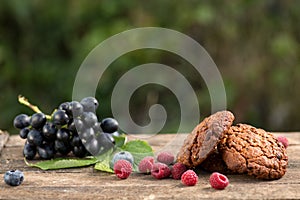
[1,0,300,134]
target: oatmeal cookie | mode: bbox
[177,111,235,167]
[219,124,288,179]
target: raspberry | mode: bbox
[151,162,171,179]
[181,170,198,186]
[156,152,175,165]
[171,162,187,180]
[209,172,229,190]
[138,156,155,174]
[114,159,132,179]
[277,135,289,148]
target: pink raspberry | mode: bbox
[209,172,229,190]
[138,156,155,174]
[181,170,198,186]
[156,152,175,165]
[277,135,289,148]
[151,162,171,179]
[171,162,187,180]
[114,159,132,179]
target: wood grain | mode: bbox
[0,130,9,154]
[0,132,299,200]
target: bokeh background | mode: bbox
[1,0,299,134]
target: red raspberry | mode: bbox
[277,135,289,148]
[151,162,171,179]
[171,162,187,180]
[209,172,229,190]
[138,156,155,174]
[181,170,198,186]
[157,152,175,165]
[114,159,132,179]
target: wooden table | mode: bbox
[0,131,299,200]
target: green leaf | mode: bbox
[94,161,114,173]
[113,135,126,148]
[122,140,153,153]
[24,157,98,170]
[122,140,154,171]
[94,148,114,173]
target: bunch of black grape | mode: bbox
[13,97,119,160]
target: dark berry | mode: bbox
[100,118,118,133]
[52,110,69,126]
[30,113,46,129]
[81,112,98,127]
[84,138,100,155]
[42,122,57,141]
[54,140,71,155]
[114,160,132,179]
[74,119,85,132]
[68,120,77,133]
[79,128,95,143]
[70,101,84,117]
[58,102,70,113]
[19,128,30,139]
[27,129,44,146]
[23,142,37,160]
[13,114,30,129]
[56,128,70,143]
[71,135,82,147]
[37,144,55,159]
[94,132,114,153]
[181,170,198,186]
[80,97,99,112]
[92,122,101,133]
[72,145,87,158]
[4,170,24,186]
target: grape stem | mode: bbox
[18,95,52,119]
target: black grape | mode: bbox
[19,127,30,139]
[56,128,70,143]
[30,113,46,129]
[13,114,30,129]
[42,122,57,141]
[23,142,36,160]
[27,129,44,146]
[100,118,119,133]
[52,110,69,126]
[80,97,98,112]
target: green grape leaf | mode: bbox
[122,140,153,153]
[94,161,114,173]
[24,157,98,170]
[94,148,114,173]
[113,134,127,148]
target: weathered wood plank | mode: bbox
[0,130,9,155]
[0,133,299,200]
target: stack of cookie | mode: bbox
[177,111,288,180]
